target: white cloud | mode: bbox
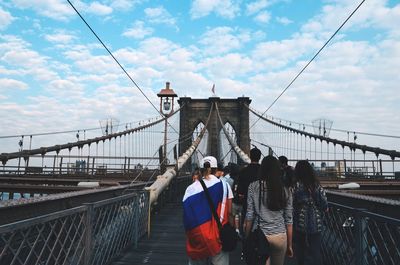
[0,78,28,90]
[254,10,271,24]
[87,1,113,16]
[199,27,253,55]
[144,6,177,28]
[246,0,271,15]
[190,0,240,19]
[122,21,153,39]
[0,7,15,30]
[251,35,322,70]
[46,79,84,99]
[201,53,254,77]
[301,1,400,37]
[276,16,293,25]
[109,0,144,10]
[12,0,74,21]
[44,32,76,43]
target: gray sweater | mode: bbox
[245,181,293,235]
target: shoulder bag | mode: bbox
[199,178,238,252]
[243,180,270,265]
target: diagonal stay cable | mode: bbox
[144,103,215,204]
[250,0,366,129]
[67,0,179,134]
[67,0,157,113]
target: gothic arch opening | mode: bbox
[192,122,208,169]
[219,122,238,166]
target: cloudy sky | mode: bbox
[0,0,399,152]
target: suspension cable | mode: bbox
[215,103,251,163]
[248,105,400,159]
[250,0,366,129]
[250,107,400,139]
[67,0,160,115]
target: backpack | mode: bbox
[295,184,326,234]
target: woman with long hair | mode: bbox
[244,155,293,265]
[293,160,328,265]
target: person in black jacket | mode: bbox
[278,156,295,189]
[233,147,262,231]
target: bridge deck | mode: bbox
[111,202,296,265]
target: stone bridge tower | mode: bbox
[177,97,251,168]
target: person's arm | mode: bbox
[226,198,234,225]
[244,219,252,237]
[243,182,255,237]
[286,224,293,257]
[283,188,293,257]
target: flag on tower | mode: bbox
[211,84,215,95]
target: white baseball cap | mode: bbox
[201,156,218,168]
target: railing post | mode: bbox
[91,157,95,175]
[355,209,367,265]
[133,195,139,248]
[59,157,63,175]
[84,203,94,265]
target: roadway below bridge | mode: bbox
[320,178,400,199]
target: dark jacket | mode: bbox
[233,163,260,206]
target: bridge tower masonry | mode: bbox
[178,97,251,168]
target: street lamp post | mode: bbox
[157,82,177,169]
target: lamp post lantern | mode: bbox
[157,82,177,167]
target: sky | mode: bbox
[0,0,399,153]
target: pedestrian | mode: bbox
[244,155,293,265]
[221,165,234,189]
[215,162,225,178]
[183,156,234,265]
[235,147,262,225]
[293,160,328,265]
[278,156,295,189]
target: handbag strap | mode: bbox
[257,179,262,228]
[199,178,223,231]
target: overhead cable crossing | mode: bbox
[251,0,367,129]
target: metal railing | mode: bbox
[0,173,191,265]
[0,191,149,265]
[322,202,400,265]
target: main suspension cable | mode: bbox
[250,0,366,129]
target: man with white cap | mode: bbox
[182,156,234,265]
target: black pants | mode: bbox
[294,231,322,265]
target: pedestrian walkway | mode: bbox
[111,202,296,265]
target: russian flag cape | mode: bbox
[182,175,229,260]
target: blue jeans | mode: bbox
[294,231,322,265]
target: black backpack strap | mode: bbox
[199,178,223,230]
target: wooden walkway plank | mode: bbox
[111,202,296,265]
